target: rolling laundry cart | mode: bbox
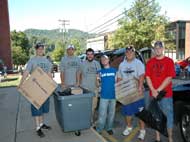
[54,86,93,136]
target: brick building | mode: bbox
[168,20,190,59]
[0,0,12,70]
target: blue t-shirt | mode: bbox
[98,67,117,99]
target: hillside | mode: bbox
[24,28,90,40]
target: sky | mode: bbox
[8,0,190,33]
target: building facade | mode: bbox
[168,20,190,59]
[0,0,12,70]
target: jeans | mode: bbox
[96,98,116,132]
[158,97,174,128]
[148,97,174,128]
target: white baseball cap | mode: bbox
[67,44,75,49]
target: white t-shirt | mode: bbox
[118,58,145,79]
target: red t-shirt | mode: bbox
[145,56,176,98]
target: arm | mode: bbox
[96,73,100,87]
[138,74,144,95]
[157,76,172,92]
[47,72,52,79]
[60,72,65,88]
[76,71,80,87]
[146,76,158,98]
[117,77,122,82]
[18,71,29,87]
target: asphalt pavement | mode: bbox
[0,72,185,142]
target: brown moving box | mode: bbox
[115,77,144,105]
[71,87,83,95]
[18,67,57,109]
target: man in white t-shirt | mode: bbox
[117,46,146,140]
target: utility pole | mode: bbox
[58,19,70,46]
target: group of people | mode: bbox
[19,40,176,142]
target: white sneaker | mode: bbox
[138,129,146,140]
[122,127,133,136]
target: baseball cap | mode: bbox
[101,54,109,59]
[35,43,44,49]
[67,44,75,49]
[126,45,135,52]
[154,41,164,48]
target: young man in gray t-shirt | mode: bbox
[19,43,52,138]
[60,44,81,87]
[79,48,101,122]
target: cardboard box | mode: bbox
[115,77,144,105]
[71,87,83,95]
[18,67,57,109]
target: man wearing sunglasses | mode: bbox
[145,41,175,142]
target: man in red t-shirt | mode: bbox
[145,41,175,142]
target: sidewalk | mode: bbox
[0,87,107,142]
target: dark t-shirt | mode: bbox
[145,56,176,98]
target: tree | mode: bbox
[12,46,29,65]
[51,45,65,62]
[111,0,171,49]
[69,38,85,55]
[11,30,30,55]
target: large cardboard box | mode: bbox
[115,77,144,105]
[18,67,57,109]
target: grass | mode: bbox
[0,74,21,88]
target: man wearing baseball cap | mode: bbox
[145,41,175,142]
[60,44,81,88]
[117,45,146,140]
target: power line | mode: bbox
[89,11,125,33]
[89,0,154,34]
[87,0,128,27]
[58,19,70,44]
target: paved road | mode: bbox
[0,87,106,142]
[53,72,185,142]
[0,73,186,142]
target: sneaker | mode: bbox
[138,129,146,140]
[36,129,45,138]
[122,127,133,136]
[107,130,114,135]
[41,124,52,130]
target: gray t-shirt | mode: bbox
[118,58,145,79]
[60,56,81,86]
[80,60,101,92]
[25,56,52,74]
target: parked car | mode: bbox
[177,56,190,69]
[173,83,190,142]
[53,63,58,72]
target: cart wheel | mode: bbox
[75,131,81,136]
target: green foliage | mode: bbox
[24,28,90,57]
[51,45,65,62]
[12,46,29,65]
[11,30,30,55]
[69,38,85,55]
[111,0,171,49]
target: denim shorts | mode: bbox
[158,97,174,128]
[31,98,50,116]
